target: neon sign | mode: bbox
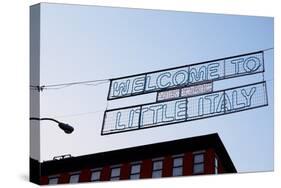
[102,81,268,135]
[108,51,264,100]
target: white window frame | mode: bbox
[192,152,205,174]
[110,165,122,180]
[48,175,59,185]
[152,158,164,178]
[214,156,219,174]
[172,154,184,176]
[130,161,142,179]
[69,171,81,183]
[91,168,102,181]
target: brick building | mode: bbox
[30,133,236,185]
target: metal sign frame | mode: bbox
[101,81,268,135]
[107,51,264,100]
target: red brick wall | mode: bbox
[205,148,215,174]
[79,168,91,182]
[163,155,172,177]
[58,172,70,184]
[218,157,225,173]
[183,152,193,175]
[40,176,49,185]
[140,159,152,178]
[120,163,130,180]
[100,165,110,181]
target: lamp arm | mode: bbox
[30,117,61,124]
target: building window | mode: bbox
[214,157,219,174]
[152,160,163,178]
[48,176,59,185]
[110,166,121,180]
[172,156,183,176]
[69,172,80,183]
[91,168,102,181]
[130,162,141,179]
[193,153,204,174]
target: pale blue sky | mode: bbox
[38,3,273,173]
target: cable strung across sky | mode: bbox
[29,48,273,92]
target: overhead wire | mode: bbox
[30,47,274,92]
[263,47,274,52]
[43,80,109,90]
[30,79,110,91]
[43,78,109,87]
[52,109,106,119]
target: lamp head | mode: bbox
[58,122,74,134]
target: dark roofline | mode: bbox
[36,133,236,176]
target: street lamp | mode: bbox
[30,117,74,134]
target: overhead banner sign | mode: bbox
[102,81,268,135]
[108,51,264,100]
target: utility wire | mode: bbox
[30,79,109,91]
[52,109,105,119]
[43,80,109,90]
[30,47,274,92]
[263,47,274,52]
[44,78,109,87]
